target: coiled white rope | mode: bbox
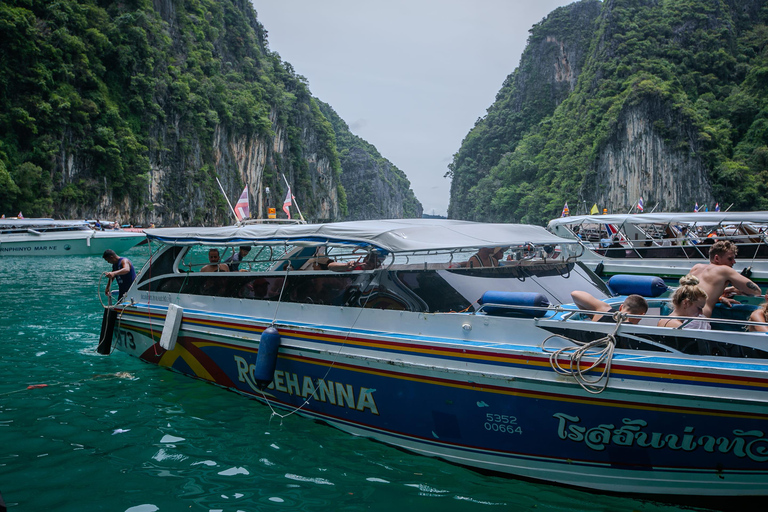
[541,311,625,394]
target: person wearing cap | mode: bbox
[225,246,251,271]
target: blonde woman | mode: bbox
[748,294,768,332]
[657,275,710,330]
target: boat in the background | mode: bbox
[98,219,768,497]
[548,211,768,284]
[0,218,146,256]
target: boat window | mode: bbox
[395,271,473,313]
[438,262,610,307]
[136,269,416,310]
[137,246,182,285]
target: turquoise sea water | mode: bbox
[1,248,713,511]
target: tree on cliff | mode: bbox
[447,0,768,225]
[0,0,417,224]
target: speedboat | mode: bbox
[98,219,768,497]
[548,211,768,284]
[0,218,146,256]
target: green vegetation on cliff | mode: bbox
[0,0,345,222]
[447,0,768,224]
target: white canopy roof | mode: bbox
[144,219,572,253]
[0,218,89,229]
[548,211,768,228]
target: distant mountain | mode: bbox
[0,0,420,225]
[317,101,422,220]
[447,0,768,224]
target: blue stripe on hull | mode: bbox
[173,338,768,473]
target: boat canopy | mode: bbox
[548,211,768,228]
[144,219,573,253]
[0,218,89,229]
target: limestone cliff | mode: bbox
[0,0,418,225]
[447,0,768,224]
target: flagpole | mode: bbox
[215,177,238,222]
[282,174,305,221]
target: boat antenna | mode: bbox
[725,203,734,212]
[282,174,305,221]
[650,203,659,213]
[215,177,238,222]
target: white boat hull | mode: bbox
[110,296,768,497]
[0,230,144,256]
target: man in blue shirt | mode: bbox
[103,249,136,301]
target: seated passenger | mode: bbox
[459,247,498,268]
[570,291,648,324]
[201,249,229,272]
[300,247,333,271]
[657,274,710,329]
[748,294,768,332]
[491,247,507,265]
[328,252,380,272]
[224,245,251,271]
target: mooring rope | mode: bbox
[541,311,625,394]
[260,265,383,423]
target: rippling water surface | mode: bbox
[1,248,710,511]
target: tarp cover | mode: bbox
[548,211,768,228]
[0,218,87,229]
[144,219,572,253]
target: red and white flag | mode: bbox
[234,186,249,221]
[283,187,292,219]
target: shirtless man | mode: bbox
[689,240,762,317]
[201,248,229,272]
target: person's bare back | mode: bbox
[689,261,761,317]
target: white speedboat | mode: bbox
[0,218,146,256]
[548,211,768,284]
[99,219,768,497]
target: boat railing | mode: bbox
[477,299,768,333]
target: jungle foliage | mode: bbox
[447,0,768,225]
[0,0,343,222]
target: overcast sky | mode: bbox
[253,1,576,217]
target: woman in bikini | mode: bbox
[657,274,710,329]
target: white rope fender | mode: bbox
[541,311,625,394]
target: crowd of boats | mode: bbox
[7,212,768,499]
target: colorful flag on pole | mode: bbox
[715,202,720,212]
[694,202,699,212]
[590,203,599,215]
[234,186,249,221]
[637,198,644,212]
[283,187,292,219]
[561,202,569,217]
[17,211,23,219]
